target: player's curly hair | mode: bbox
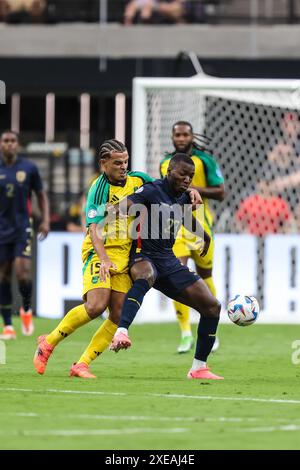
[99,139,127,160]
[169,120,212,154]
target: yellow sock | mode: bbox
[204,276,217,297]
[46,304,91,346]
[78,319,118,366]
[173,301,191,335]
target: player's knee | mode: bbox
[85,300,106,319]
[206,299,221,318]
[138,272,155,287]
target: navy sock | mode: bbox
[119,279,150,329]
[18,280,32,312]
[0,282,13,326]
[195,316,220,362]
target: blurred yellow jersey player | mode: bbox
[33,139,153,379]
[160,121,225,354]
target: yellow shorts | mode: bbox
[82,246,132,299]
[173,228,214,271]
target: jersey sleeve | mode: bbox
[128,182,154,205]
[30,164,43,193]
[85,178,109,227]
[159,156,171,178]
[201,153,224,186]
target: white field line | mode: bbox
[0,428,187,437]
[0,387,125,396]
[236,425,300,433]
[1,412,259,423]
[1,387,300,405]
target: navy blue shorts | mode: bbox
[0,230,32,263]
[129,251,200,300]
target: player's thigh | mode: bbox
[85,287,111,319]
[174,279,220,318]
[83,252,111,297]
[0,258,13,283]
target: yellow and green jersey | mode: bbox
[160,148,224,230]
[84,171,154,253]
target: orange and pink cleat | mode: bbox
[110,332,132,352]
[187,367,224,380]
[70,362,96,379]
[20,307,34,336]
[33,335,54,375]
[0,326,16,340]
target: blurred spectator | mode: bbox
[258,112,300,223]
[0,0,46,22]
[235,185,293,237]
[123,0,205,25]
[66,195,86,233]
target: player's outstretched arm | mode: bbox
[191,183,225,202]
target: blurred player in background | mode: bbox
[33,139,154,378]
[160,121,225,353]
[0,130,49,339]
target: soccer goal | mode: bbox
[132,77,300,322]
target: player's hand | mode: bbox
[99,258,117,282]
[186,188,203,207]
[37,221,50,241]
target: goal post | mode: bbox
[132,76,300,176]
[132,77,300,321]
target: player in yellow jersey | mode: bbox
[160,121,225,353]
[33,139,154,378]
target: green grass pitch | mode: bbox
[0,318,300,450]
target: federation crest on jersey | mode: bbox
[135,186,144,194]
[16,171,26,183]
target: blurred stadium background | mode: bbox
[1,0,300,322]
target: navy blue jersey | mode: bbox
[0,156,43,243]
[128,178,190,257]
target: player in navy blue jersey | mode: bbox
[110,154,223,380]
[0,130,50,339]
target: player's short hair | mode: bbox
[0,129,19,141]
[99,139,127,160]
[169,153,195,170]
[172,121,193,133]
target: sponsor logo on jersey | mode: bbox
[16,171,26,183]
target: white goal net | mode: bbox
[132,77,300,321]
